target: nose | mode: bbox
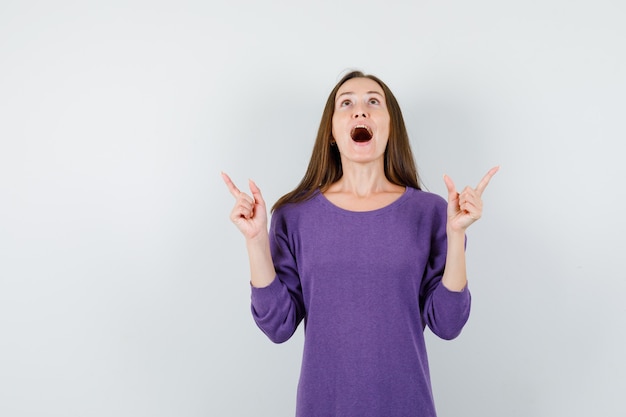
[352,108,368,119]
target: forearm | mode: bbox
[441,229,467,292]
[248,227,304,343]
[246,232,277,288]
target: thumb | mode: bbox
[443,174,457,201]
[248,179,266,208]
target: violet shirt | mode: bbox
[251,187,471,417]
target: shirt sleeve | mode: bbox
[250,208,306,343]
[419,199,471,340]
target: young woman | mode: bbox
[222,70,498,417]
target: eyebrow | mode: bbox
[336,90,384,99]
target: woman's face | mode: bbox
[331,77,391,165]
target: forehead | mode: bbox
[336,77,385,98]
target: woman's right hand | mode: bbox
[221,172,268,241]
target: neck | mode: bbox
[331,160,392,197]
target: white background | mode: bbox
[1,1,624,416]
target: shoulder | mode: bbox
[403,187,447,210]
[271,190,322,227]
[398,187,448,228]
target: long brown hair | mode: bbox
[272,70,421,212]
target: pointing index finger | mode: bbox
[221,172,242,198]
[475,166,500,196]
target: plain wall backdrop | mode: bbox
[1,1,624,416]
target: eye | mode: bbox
[368,98,380,105]
[340,99,352,107]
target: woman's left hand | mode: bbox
[443,166,499,233]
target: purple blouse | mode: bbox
[251,187,471,417]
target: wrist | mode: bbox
[246,229,270,247]
[446,228,465,242]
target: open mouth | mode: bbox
[350,125,373,142]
